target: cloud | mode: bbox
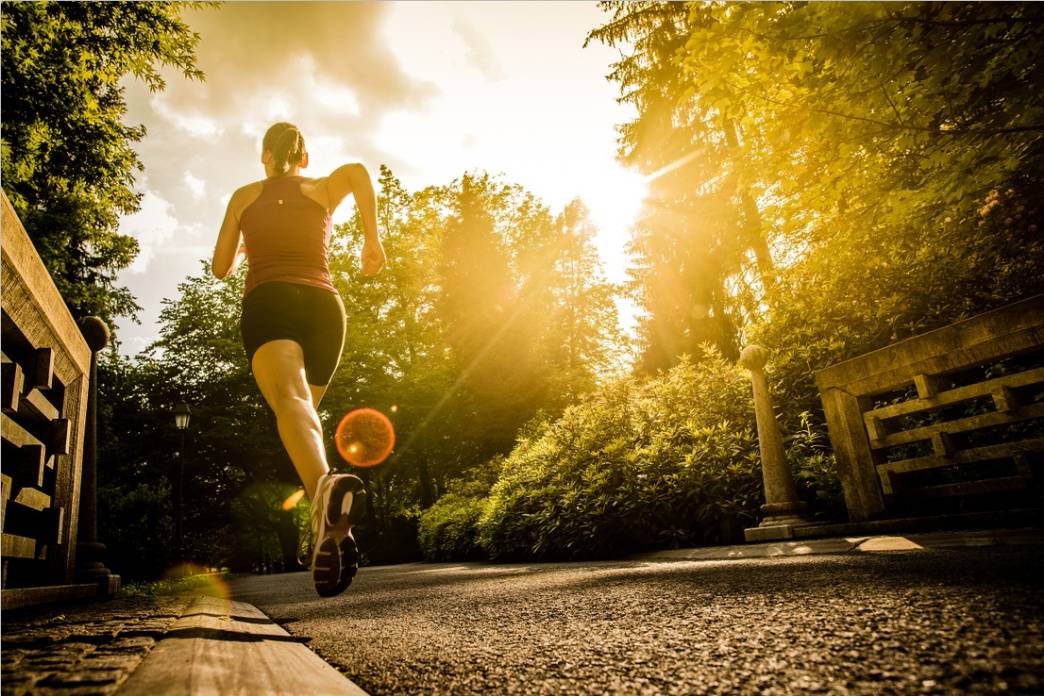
[123,2,440,220]
[120,190,180,274]
[451,15,506,81]
[184,172,206,200]
[116,2,443,353]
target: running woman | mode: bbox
[211,122,387,596]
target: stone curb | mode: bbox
[628,527,1044,563]
[117,595,368,696]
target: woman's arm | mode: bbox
[212,189,247,279]
[326,163,378,241]
[326,163,386,276]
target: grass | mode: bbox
[120,569,244,598]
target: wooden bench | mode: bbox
[815,295,1044,521]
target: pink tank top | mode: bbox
[240,175,336,296]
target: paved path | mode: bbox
[229,546,1044,695]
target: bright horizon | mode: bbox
[115,1,644,356]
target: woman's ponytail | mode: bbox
[263,122,306,175]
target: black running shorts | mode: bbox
[240,281,346,386]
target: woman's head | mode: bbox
[262,122,308,175]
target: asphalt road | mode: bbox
[228,547,1044,695]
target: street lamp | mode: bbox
[173,402,191,564]
[174,402,191,430]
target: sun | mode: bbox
[578,163,650,283]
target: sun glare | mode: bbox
[580,164,649,282]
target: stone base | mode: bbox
[744,521,830,543]
[745,524,796,543]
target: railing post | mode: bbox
[740,344,810,542]
[76,316,120,595]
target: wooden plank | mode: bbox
[1,584,98,609]
[53,505,64,545]
[120,596,368,696]
[29,347,54,390]
[992,386,1020,413]
[50,418,71,456]
[0,583,98,610]
[2,532,36,559]
[20,387,60,421]
[815,294,1044,393]
[931,432,957,458]
[914,373,946,399]
[1014,454,1033,480]
[0,444,47,488]
[876,437,1044,493]
[912,476,1029,499]
[871,402,1044,450]
[13,486,50,512]
[1,412,44,448]
[1,474,10,530]
[820,387,886,521]
[2,361,23,414]
[864,367,1044,423]
[865,415,891,442]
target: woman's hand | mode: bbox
[361,238,387,277]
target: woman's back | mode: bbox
[240,175,334,295]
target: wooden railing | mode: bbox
[1,191,90,588]
[815,295,1044,521]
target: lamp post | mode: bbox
[173,402,191,563]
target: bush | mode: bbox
[418,493,488,561]
[476,352,771,561]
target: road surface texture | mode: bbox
[229,547,1044,695]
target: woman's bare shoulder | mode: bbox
[299,176,332,212]
[228,181,265,217]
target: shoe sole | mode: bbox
[312,475,366,597]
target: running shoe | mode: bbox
[309,472,367,597]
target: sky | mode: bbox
[115,1,645,356]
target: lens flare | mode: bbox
[335,407,395,467]
[282,488,305,510]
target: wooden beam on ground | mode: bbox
[120,596,368,696]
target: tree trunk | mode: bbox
[722,118,776,293]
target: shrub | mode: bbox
[476,352,769,561]
[418,493,488,561]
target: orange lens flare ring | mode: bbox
[335,408,395,467]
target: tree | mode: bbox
[585,2,767,371]
[532,199,625,403]
[588,1,1044,372]
[1,1,206,324]
[97,164,630,570]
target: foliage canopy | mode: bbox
[1,1,206,324]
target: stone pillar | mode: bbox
[76,317,121,595]
[739,345,810,542]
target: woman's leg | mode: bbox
[308,383,328,409]
[251,339,329,500]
